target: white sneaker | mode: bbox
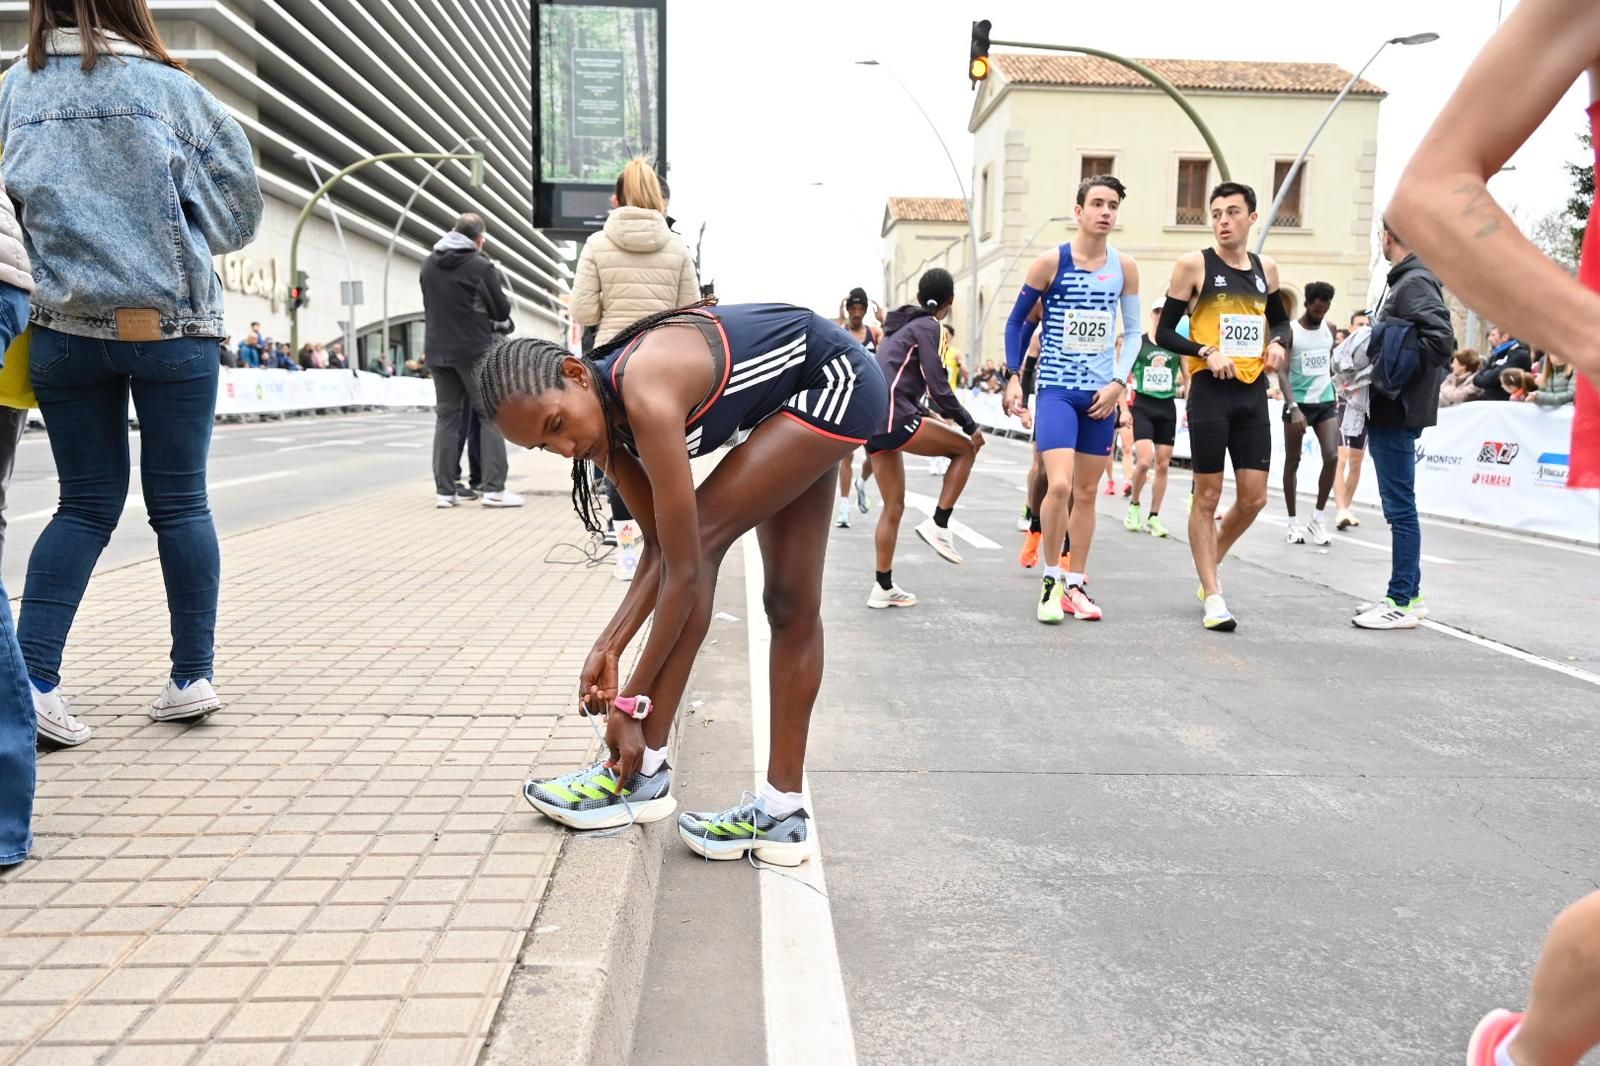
[150,678,223,722]
[435,495,458,509]
[915,518,963,564]
[1352,598,1421,630]
[1284,523,1307,545]
[1336,509,1359,530]
[481,490,525,508]
[835,500,851,529]
[1202,594,1237,632]
[33,686,91,746]
[1307,517,1332,546]
[867,583,918,609]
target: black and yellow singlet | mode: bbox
[1185,247,1269,385]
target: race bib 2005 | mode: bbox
[1300,348,1330,374]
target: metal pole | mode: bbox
[1255,43,1386,254]
[288,150,482,356]
[380,136,481,376]
[860,61,984,362]
[298,155,358,369]
[991,41,1232,182]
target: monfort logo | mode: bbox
[1534,452,1571,486]
[1477,440,1519,465]
[1414,441,1464,468]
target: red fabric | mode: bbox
[1569,102,1600,488]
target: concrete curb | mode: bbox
[479,796,675,1066]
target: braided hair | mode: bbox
[476,297,718,533]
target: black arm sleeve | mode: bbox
[1265,291,1293,349]
[1156,296,1203,357]
[1020,353,1038,397]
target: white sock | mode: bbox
[640,745,670,777]
[1064,572,1085,588]
[1313,509,1327,525]
[756,780,804,819]
[1495,1026,1520,1066]
[1044,564,1064,581]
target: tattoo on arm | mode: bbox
[1454,181,1502,239]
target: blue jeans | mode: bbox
[0,283,35,864]
[19,326,221,685]
[1367,423,1423,603]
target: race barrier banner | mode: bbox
[216,368,435,415]
[961,389,1599,545]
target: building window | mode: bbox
[1175,158,1210,226]
[1272,160,1305,228]
[980,165,993,240]
[1080,155,1115,184]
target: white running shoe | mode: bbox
[1336,509,1359,530]
[150,678,223,723]
[33,686,92,746]
[1202,594,1237,632]
[481,490,525,508]
[435,495,458,509]
[867,583,918,609]
[1352,598,1421,630]
[1284,523,1307,545]
[835,499,851,529]
[915,518,963,564]
[854,477,872,515]
[1307,517,1332,546]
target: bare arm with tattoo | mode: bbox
[1387,0,1600,385]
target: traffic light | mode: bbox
[290,271,309,312]
[969,19,992,88]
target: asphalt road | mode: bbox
[635,436,1600,1066]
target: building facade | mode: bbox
[884,55,1385,366]
[0,2,571,371]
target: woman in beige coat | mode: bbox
[571,159,699,345]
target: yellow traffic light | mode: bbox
[969,56,990,82]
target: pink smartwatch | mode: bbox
[612,695,653,720]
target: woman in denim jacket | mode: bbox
[0,0,263,745]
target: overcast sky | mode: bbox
[661,0,1587,316]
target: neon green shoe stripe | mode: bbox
[541,783,580,803]
[572,783,609,801]
[592,775,620,795]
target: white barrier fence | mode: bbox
[961,390,1599,545]
[217,367,435,415]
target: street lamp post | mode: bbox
[1255,32,1439,253]
[856,60,983,364]
[288,150,484,356]
[380,136,484,376]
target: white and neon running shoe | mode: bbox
[1037,577,1066,624]
[854,477,872,514]
[523,758,676,831]
[1147,514,1171,539]
[916,518,963,564]
[678,799,813,866]
[1123,503,1144,532]
[867,583,918,609]
[1352,597,1422,630]
[1064,583,1102,621]
[1202,594,1236,632]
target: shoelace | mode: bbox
[564,711,641,842]
[691,789,826,897]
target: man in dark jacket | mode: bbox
[421,213,520,508]
[1472,326,1533,401]
[1354,217,1456,630]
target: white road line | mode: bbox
[1420,619,1600,688]
[8,470,299,523]
[383,441,425,449]
[903,490,1001,550]
[741,534,857,1066]
[251,436,295,443]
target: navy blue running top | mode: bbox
[592,303,886,458]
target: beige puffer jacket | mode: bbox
[571,206,698,344]
[0,171,35,295]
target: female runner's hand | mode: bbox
[606,710,646,784]
[578,645,619,715]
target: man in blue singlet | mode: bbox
[1003,175,1142,624]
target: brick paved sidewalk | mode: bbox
[0,453,619,1066]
